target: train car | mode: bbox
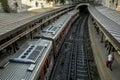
[35,10,79,59]
[0,10,79,80]
[0,38,54,80]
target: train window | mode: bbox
[49,50,53,57]
[46,60,49,68]
[55,38,59,46]
[49,50,54,67]
[62,29,65,35]
[48,51,53,61]
[44,64,47,74]
[60,34,62,41]
[39,77,42,80]
[38,72,42,80]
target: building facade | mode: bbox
[7,0,53,13]
[101,0,120,11]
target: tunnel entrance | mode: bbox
[78,5,89,14]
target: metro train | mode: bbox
[0,9,79,80]
[36,9,80,58]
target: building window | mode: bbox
[36,2,38,7]
[14,2,18,8]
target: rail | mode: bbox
[67,15,91,80]
[83,16,92,80]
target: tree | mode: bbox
[0,0,10,13]
[60,0,66,4]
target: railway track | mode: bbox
[50,14,91,80]
[68,14,91,80]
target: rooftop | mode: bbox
[0,7,59,40]
[88,5,120,51]
[39,10,79,39]
[0,38,52,80]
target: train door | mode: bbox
[44,50,54,80]
[39,55,48,80]
[55,38,60,54]
[64,25,68,36]
[49,50,54,70]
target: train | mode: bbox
[0,9,79,80]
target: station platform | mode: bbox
[88,14,120,80]
[0,7,58,36]
[95,6,120,26]
[0,6,62,40]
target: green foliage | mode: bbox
[0,0,10,13]
[60,0,65,4]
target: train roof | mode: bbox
[0,39,52,80]
[37,10,79,40]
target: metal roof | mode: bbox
[0,8,57,40]
[96,6,120,25]
[88,6,120,50]
[39,10,79,40]
[0,6,71,41]
[0,39,52,80]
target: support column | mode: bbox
[8,35,14,54]
[30,32,33,39]
[105,40,108,47]
[101,33,104,43]
[108,43,112,54]
[12,43,16,53]
[96,26,99,34]
[30,25,33,39]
